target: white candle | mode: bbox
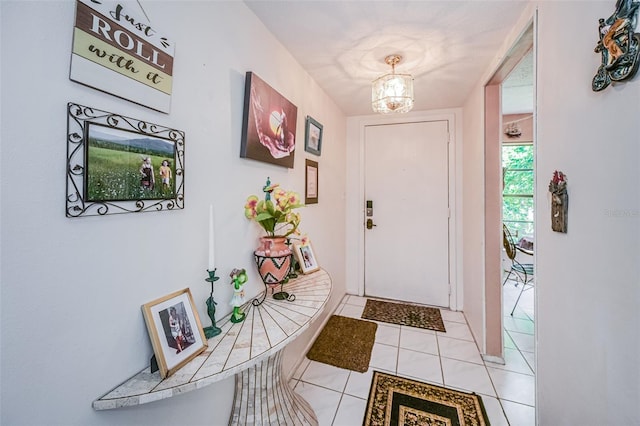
[208,204,215,269]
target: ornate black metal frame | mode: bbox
[66,103,185,217]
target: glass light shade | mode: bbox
[371,73,414,114]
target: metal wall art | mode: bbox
[66,103,184,217]
[593,0,640,91]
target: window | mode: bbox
[502,143,534,238]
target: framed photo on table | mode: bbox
[305,159,318,205]
[304,116,323,156]
[141,288,207,378]
[293,241,320,274]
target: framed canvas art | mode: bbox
[240,72,297,168]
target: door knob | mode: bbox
[366,218,377,230]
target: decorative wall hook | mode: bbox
[592,0,640,91]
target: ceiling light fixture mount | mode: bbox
[372,54,414,114]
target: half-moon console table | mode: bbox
[93,269,332,425]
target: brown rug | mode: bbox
[361,299,446,332]
[364,371,490,426]
[306,315,377,373]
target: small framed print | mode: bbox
[293,241,320,274]
[141,288,207,378]
[305,159,318,205]
[304,116,323,156]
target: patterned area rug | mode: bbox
[361,299,446,332]
[306,315,377,373]
[364,371,490,426]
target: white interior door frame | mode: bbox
[355,109,462,311]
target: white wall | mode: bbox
[0,1,346,424]
[535,2,639,424]
[463,1,640,423]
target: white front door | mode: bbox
[364,120,450,307]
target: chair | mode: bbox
[502,224,534,316]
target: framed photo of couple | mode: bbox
[293,240,320,274]
[141,288,207,378]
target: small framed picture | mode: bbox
[305,159,318,205]
[304,116,323,156]
[293,241,320,274]
[141,288,207,378]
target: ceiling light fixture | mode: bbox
[372,54,414,114]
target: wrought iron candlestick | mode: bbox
[203,268,222,338]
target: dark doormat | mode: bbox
[306,315,377,373]
[364,371,490,426]
[361,299,446,332]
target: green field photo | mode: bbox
[86,125,176,202]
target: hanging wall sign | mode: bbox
[592,0,640,91]
[70,0,175,113]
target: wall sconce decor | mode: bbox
[592,0,640,91]
[372,54,414,114]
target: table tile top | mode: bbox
[93,270,332,410]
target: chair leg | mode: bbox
[510,281,530,316]
[502,269,513,286]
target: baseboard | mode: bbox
[482,354,505,365]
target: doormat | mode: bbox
[361,299,446,332]
[364,371,490,426]
[306,315,377,373]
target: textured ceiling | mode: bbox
[502,50,534,114]
[244,0,531,116]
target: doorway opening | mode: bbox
[500,50,536,374]
[483,21,535,363]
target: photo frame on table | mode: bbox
[240,72,297,168]
[304,116,323,156]
[141,288,207,378]
[66,103,185,218]
[305,159,318,205]
[293,241,320,274]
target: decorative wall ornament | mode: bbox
[592,0,640,91]
[66,103,185,217]
[503,122,522,138]
[549,171,568,233]
[70,0,175,112]
[240,72,298,168]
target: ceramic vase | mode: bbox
[254,236,292,285]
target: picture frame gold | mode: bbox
[141,288,207,378]
[293,241,320,274]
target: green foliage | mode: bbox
[502,144,534,236]
[87,146,175,201]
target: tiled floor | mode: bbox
[289,281,535,425]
